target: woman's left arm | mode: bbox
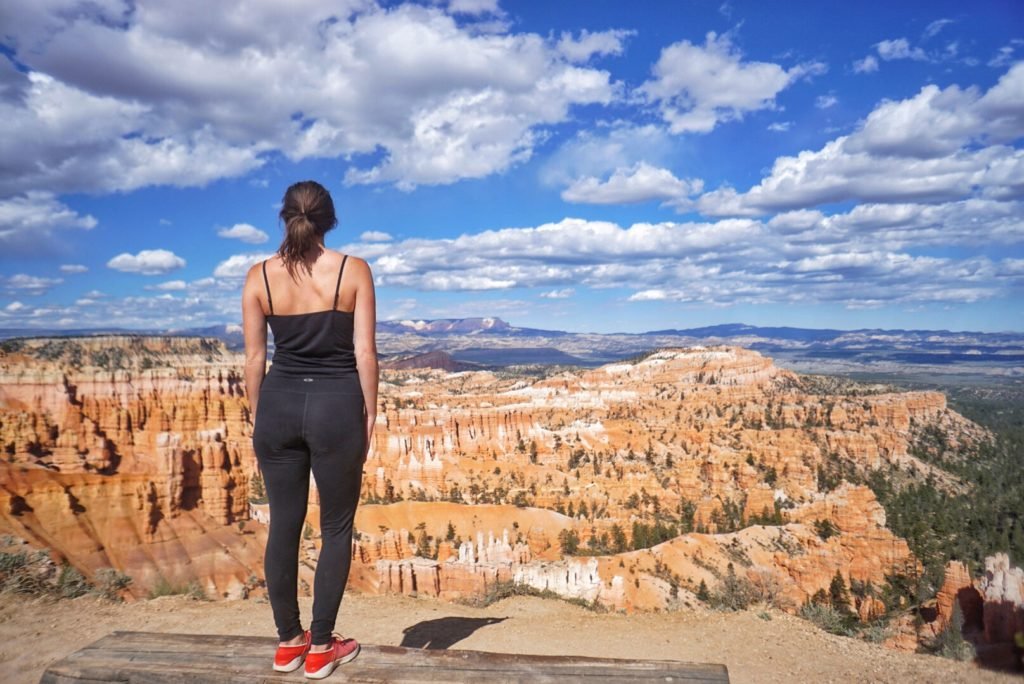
[241,263,268,423]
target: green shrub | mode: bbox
[92,567,133,601]
[465,580,603,612]
[813,519,838,540]
[859,621,892,643]
[930,602,975,661]
[56,563,90,598]
[708,563,757,611]
[0,549,52,595]
[185,580,208,601]
[149,576,205,600]
[799,602,856,636]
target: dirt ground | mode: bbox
[0,591,1014,684]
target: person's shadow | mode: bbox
[400,617,506,650]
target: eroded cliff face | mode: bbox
[0,336,260,599]
[884,554,1024,668]
[0,339,985,621]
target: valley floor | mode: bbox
[0,592,1014,684]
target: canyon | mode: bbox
[0,334,1015,657]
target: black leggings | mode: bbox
[252,371,365,646]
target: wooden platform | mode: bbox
[40,631,729,683]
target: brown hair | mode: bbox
[278,180,338,275]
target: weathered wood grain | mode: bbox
[40,631,730,683]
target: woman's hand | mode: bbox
[364,413,376,463]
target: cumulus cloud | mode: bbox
[876,38,928,62]
[853,35,946,74]
[639,31,825,134]
[59,264,88,274]
[213,252,275,279]
[0,1,618,195]
[4,197,1022,328]
[561,162,702,206]
[556,29,633,63]
[767,121,791,132]
[331,195,1021,309]
[853,55,879,74]
[447,0,501,15]
[360,230,393,242]
[0,191,97,255]
[107,249,186,275]
[146,280,188,291]
[989,41,1024,68]
[541,123,675,189]
[4,301,27,312]
[815,94,838,109]
[698,64,1024,216]
[217,223,269,244]
[3,274,63,295]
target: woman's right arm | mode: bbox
[241,263,268,424]
[352,257,379,462]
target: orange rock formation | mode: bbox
[0,338,984,625]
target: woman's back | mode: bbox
[261,250,357,315]
[261,251,357,377]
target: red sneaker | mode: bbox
[304,634,360,679]
[273,629,311,673]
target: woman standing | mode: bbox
[242,180,378,679]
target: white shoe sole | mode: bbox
[273,654,305,673]
[304,643,360,679]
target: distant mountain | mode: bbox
[381,350,481,372]
[4,319,1022,376]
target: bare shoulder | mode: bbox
[343,255,373,280]
[244,260,265,286]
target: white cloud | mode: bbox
[0,1,617,194]
[876,38,928,62]
[213,252,274,279]
[815,94,838,109]
[6,199,1022,327]
[561,162,702,206]
[0,191,97,255]
[59,264,88,273]
[628,289,669,301]
[360,230,393,242]
[853,55,879,74]
[146,280,188,291]
[3,274,62,295]
[539,288,574,299]
[989,41,1024,68]
[639,31,825,134]
[923,19,954,40]
[556,29,633,63]
[698,64,1024,216]
[218,223,269,244]
[107,249,186,275]
[4,301,26,312]
[767,121,791,132]
[541,123,675,188]
[447,0,500,15]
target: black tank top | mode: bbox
[262,256,357,377]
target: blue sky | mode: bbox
[0,0,1022,334]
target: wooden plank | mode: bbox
[40,631,729,683]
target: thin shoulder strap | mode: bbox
[261,260,274,315]
[332,255,349,311]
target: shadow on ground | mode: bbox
[400,617,507,649]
